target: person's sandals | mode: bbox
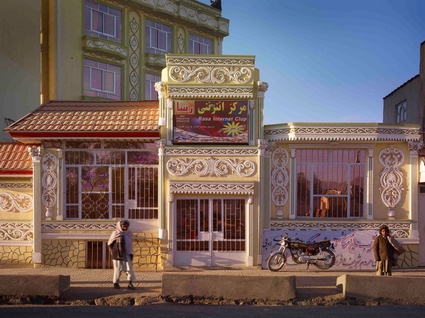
[127,282,135,290]
[113,283,120,289]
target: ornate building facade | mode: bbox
[1,1,424,269]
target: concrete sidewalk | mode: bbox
[1,265,425,302]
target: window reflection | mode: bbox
[296,149,365,218]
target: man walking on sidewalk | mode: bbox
[108,220,136,289]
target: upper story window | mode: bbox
[189,34,212,54]
[296,149,365,219]
[84,58,122,100]
[145,20,172,54]
[145,73,160,100]
[396,101,407,123]
[84,0,122,43]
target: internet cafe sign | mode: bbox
[173,100,248,144]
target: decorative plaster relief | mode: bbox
[168,65,252,84]
[0,192,33,213]
[167,86,253,99]
[83,38,128,59]
[42,222,116,231]
[167,157,256,177]
[129,14,140,100]
[0,222,33,241]
[379,146,404,219]
[0,183,32,189]
[155,81,166,98]
[169,182,255,195]
[42,152,58,220]
[135,0,229,34]
[167,57,255,67]
[165,148,258,156]
[177,27,185,54]
[265,126,421,142]
[271,147,289,214]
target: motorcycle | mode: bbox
[267,236,336,271]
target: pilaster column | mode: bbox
[247,195,254,266]
[28,147,42,265]
[367,148,374,220]
[156,140,166,241]
[256,81,268,141]
[408,141,423,238]
[289,148,297,219]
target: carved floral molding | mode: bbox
[168,65,253,84]
[165,148,258,155]
[167,157,256,177]
[379,145,404,219]
[166,86,254,99]
[0,192,33,213]
[265,126,421,142]
[42,152,58,220]
[271,147,289,211]
[0,222,33,241]
[169,182,254,195]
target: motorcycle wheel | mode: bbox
[313,249,336,270]
[267,251,287,272]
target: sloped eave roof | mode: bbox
[4,100,160,143]
[0,142,33,176]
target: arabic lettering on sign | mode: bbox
[173,100,249,144]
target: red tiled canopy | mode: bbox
[5,100,160,143]
[0,142,33,175]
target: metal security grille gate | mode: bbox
[174,198,246,266]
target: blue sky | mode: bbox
[199,0,425,124]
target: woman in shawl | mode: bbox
[108,220,136,289]
[373,224,395,276]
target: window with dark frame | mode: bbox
[396,101,407,123]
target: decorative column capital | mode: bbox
[257,81,269,98]
[28,147,42,162]
[154,81,167,99]
[257,139,269,156]
[408,141,423,156]
[156,139,166,156]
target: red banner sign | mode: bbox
[173,100,249,144]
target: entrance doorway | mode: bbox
[174,198,246,266]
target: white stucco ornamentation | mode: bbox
[154,81,166,99]
[169,65,252,84]
[42,221,116,231]
[165,148,258,156]
[264,125,421,142]
[257,81,269,98]
[257,139,269,156]
[129,14,140,100]
[177,27,185,54]
[42,152,58,220]
[167,157,256,177]
[166,86,253,99]
[378,145,404,220]
[0,221,33,241]
[0,192,33,213]
[28,147,42,162]
[271,147,289,211]
[156,140,165,156]
[83,38,128,59]
[169,182,255,195]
